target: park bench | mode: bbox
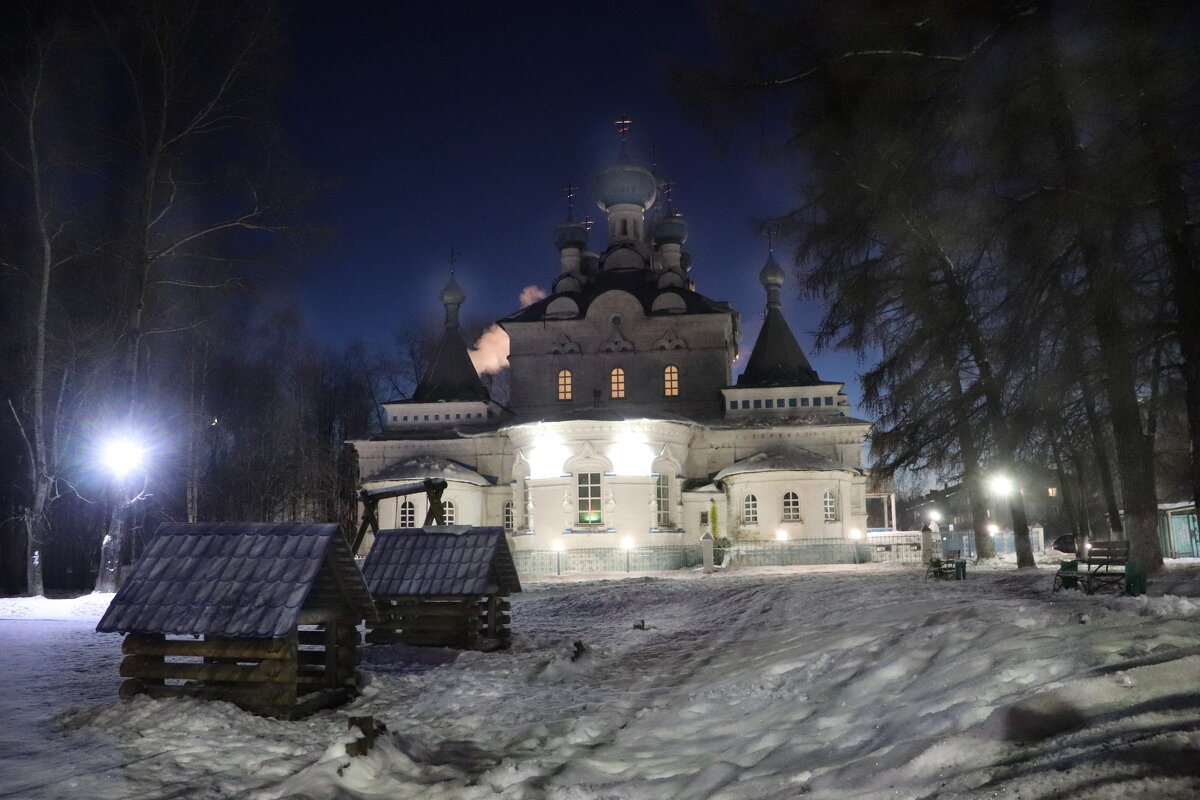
[925,549,962,581]
[1052,540,1128,595]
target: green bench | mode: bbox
[1053,540,1129,595]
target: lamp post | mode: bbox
[850,528,863,565]
[621,536,635,573]
[989,473,1035,566]
[552,539,564,576]
[96,434,148,593]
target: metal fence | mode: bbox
[514,544,703,575]
[730,533,925,567]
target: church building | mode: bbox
[351,144,873,562]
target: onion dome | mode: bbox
[440,275,466,306]
[553,218,588,250]
[594,154,658,211]
[759,252,785,289]
[653,213,689,245]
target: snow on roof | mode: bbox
[361,526,520,597]
[714,445,859,481]
[364,453,493,485]
[95,523,374,638]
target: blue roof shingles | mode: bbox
[361,526,521,597]
[96,522,374,638]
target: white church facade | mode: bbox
[351,146,874,562]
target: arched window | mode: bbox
[782,492,801,521]
[823,490,837,521]
[557,369,573,401]
[398,500,415,528]
[503,502,514,531]
[610,368,625,399]
[743,494,758,524]
[443,500,456,525]
[663,364,679,396]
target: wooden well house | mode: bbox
[361,526,521,651]
[96,522,376,719]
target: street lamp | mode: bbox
[552,539,565,576]
[96,432,150,593]
[987,523,999,535]
[775,529,789,541]
[621,536,635,573]
[929,510,941,522]
[989,475,1014,497]
[850,528,863,564]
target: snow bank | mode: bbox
[3,564,1200,799]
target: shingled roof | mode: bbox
[361,526,521,597]
[498,268,732,324]
[737,306,825,388]
[714,445,862,480]
[96,523,375,638]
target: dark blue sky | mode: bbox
[281,2,867,410]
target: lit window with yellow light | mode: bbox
[610,368,625,399]
[663,364,679,396]
[557,369,572,401]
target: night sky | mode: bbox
[282,2,866,410]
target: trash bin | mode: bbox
[1058,560,1079,590]
[954,560,967,580]
[1124,562,1147,596]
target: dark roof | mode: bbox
[410,327,490,403]
[498,268,732,324]
[96,523,375,638]
[361,526,521,597]
[363,454,494,485]
[737,306,823,387]
[714,445,861,480]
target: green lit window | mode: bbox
[577,473,602,524]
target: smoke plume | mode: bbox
[470,285,548,375]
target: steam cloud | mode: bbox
[469,285,547,375]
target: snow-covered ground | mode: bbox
[3,562,1200,799]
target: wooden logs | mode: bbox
[367,593,512,651]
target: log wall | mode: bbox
[366,594,511,651]
[119,620,363,718]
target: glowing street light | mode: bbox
[102,436,145,480]
[552,539,565,576]
[928,510,942,523]
[987,523,999,536]
[989,475,1014,497]
[621,536,635,573]
[775,529,789,541]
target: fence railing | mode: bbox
[731,533,925,567]
[513,544,703,575]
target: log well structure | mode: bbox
[96,523,376,719]
[361,526,521,651]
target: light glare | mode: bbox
[989,475,1014,496]
[102,437,145,478]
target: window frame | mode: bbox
[782,491,801,522]
[557,369,573,401]
[655,473,672,526]
[399,500,415,528]
[663,364,679,397]
[443,499,456,525]
[610,367,625,399]
[822,490,837,522]
[743,494,758,524]
[577,472,602,525]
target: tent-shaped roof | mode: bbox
[410,327,490,403]
[361,526,521,597]
[96,523,375,638]
[737,306,826,388]
[714,445,861,481]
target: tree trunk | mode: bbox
[1083,394,1123,535]
[95,495,127,594]
[1029,6,1162,569]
